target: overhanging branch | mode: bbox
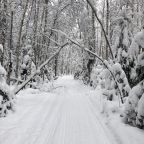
[50,29,123,104]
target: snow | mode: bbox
[137,94,144,117]
[124,83,144,115]
[129,29,144,57]
[135,29,144,48]
[137,53,144,67]
[89,86,144,144]
[0,64,6,76]
[23,55,30,64]
[0,44,3,53]
[0,76,144,144]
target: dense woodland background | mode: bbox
[0,0,144,128]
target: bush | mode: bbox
[0,64,15,117]
[123,82,144,128]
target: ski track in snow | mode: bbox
[0,76,129,144]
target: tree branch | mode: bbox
[50,29,123,104]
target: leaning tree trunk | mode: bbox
[51,29,124,104]
[14,42,68,94]
[86,0,114,59]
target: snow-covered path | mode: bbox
[0,76,115,144]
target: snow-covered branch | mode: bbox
[50,29,123,104]
[14,42,68,94]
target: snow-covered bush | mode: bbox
[123,81,144,128]
[136,93,144,128]
[90,64,103,88]
[121,27,144,129]
[128,28,144,86]
[0,64,15,117]
[74,67,90,85]
[20,44,34,80]
[96,62,131,101]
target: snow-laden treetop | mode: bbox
[129,29,144,57]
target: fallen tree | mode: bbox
[14,42,68,94]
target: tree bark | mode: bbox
[106,0,109,60]
[15,0,29,78]
[7,11,14,84]
[0,0,7,65]
[86,0,114,59]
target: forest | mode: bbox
[0,0,144,143]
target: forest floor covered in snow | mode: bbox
[0,76,144,144]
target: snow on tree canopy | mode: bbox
[124,82,144,126]
[129,29,144,58]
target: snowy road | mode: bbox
[0,76,119,144]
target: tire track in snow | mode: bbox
[37,99,64,144]
[0,76,121,144]
[0,97,47,144]
[26,95,65,144]
[87,95,123,144]
[24,97,59,144]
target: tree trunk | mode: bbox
[105,0,109,60]
[86,0,114,59]
[7,11,13,84]
[0,0,7,65]
[15,0,29,78]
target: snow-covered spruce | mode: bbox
[91,62,130,101]
[128,28,144,86]
[90,64,103,88]
[0,64,15,117]
[20,44,36,81]
[123,81,144,128]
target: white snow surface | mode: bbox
[0,76,144,144]
[0,44,3,53]
[0,64,7,76]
